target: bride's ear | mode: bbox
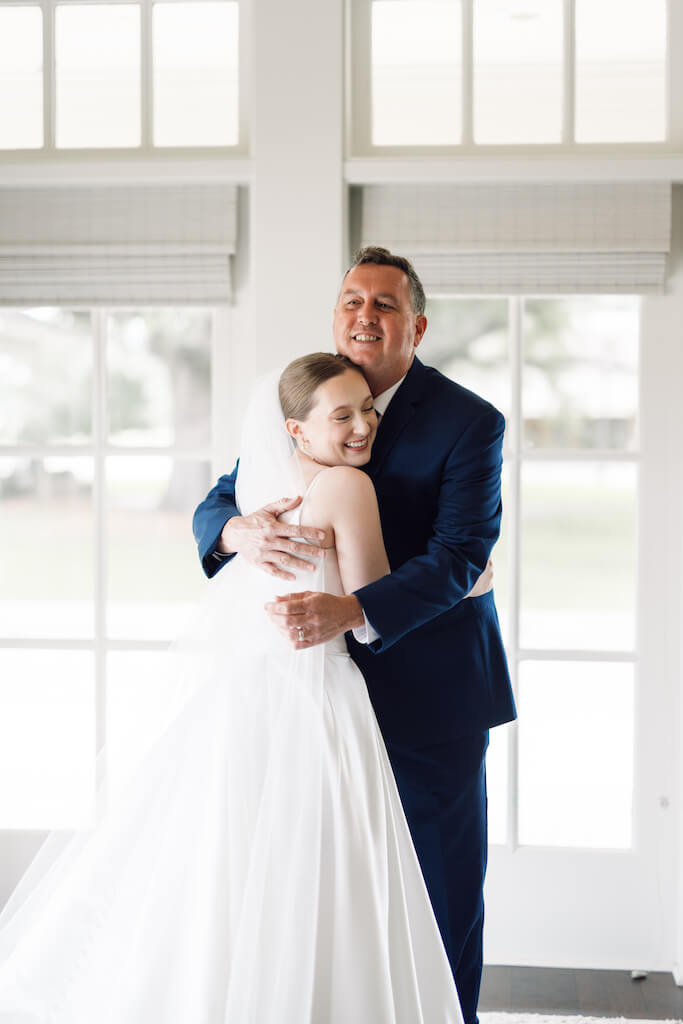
[285,418,303,445]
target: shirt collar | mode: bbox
[373,374,407,417]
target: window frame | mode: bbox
[349,0,674,157]
[0,303,229,828]
[500,294,639,849]
[0,0,247,156]
[423,292,640,850]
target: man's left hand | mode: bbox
[265,591,364,649]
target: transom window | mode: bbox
[0,0,239,151]
[355,0,667,149]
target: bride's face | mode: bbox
[287,369,378,467]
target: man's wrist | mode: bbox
[217,516,239,555]
[343,594,365,631]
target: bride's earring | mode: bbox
[301,438,320,464]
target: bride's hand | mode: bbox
[466,558,494,598]
[219,497,326,581]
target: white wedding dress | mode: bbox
[0,379,463,1024]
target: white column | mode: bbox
[640,186,683,983]
[670,1,683,974]
[669,0,683,151]
[238,0,346,397]
[672,186,683,988]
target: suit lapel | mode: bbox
[367,357,427,477]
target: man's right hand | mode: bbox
[218,496,326,581]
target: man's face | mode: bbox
[333,263,427,395]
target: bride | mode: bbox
[0,352,463,1023]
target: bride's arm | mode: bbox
[303,467,389,595]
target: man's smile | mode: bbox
[351,333,381,342]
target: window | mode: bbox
[357,0,668,150]
[420,295,639,848]
[0,6,43,149]
[371,0,462,145]
[474,0,563,144]
[575,0,667,142]
[0,0,239,151]
[0,307,215,828]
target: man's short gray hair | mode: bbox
[345,246,426,317]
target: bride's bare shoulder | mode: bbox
[312,466,376,500]
[300,466,377,532]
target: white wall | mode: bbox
[661,189,683,986]
[240,0,345,385]
[632,184,683,977]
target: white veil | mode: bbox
[0,368,329,1020]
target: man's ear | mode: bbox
[414,314,428,348]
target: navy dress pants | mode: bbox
[385,731,489,1024]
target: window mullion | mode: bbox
[354,0,372,152]
[507,295,523,851]
[563,0,576,144]
[461,0,474,146]
[141,0,152,148]
[92,309,107,781]
[43,0,55,148]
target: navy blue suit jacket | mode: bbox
[193,357,516,747]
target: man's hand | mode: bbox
[219,497,326,581]
[467,558,494,598]
[265,591,364,648]
[265,558,493,647]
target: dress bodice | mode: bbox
[279,470,348,655]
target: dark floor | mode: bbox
[479,966,683,1019]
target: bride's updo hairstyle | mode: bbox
[279,352,366,422]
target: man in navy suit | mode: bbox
[192,247,516,1024]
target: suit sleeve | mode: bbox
[354,407,505,653]
[192,461,240,578]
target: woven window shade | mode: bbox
[359,183,671,294]
[0,184,238,304]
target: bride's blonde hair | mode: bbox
[279,352,365,422]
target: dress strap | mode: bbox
[296,468,330,524]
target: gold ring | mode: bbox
[297,627,305,642]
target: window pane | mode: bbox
[372,0,461,145]
[518,661,634,848]
[0,308,92,445]
[575,0,666,142]
[0,456,94,639]
[520,462,636,651]
[106,456,211,640]
[106,309,211,447]
[0,6,43,149]
[422,298,509,421]
[523,297,639,451]
[153,1,239,146]
[56,4,141,148]
[0,651,96,829]
[474,0,562,144]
